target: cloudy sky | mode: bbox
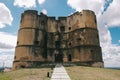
[0,0,120,67]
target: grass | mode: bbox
[66,66,120,80]
[0,68,52,80]
[0,66,120,80]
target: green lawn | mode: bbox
[0,66,120,80]
[66,66,120,80]
[0,68,52,80]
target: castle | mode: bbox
[13,10,104,69]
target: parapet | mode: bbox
[48,17,56,20]
[58,17,67,20]
[24,10,38,15]
[82,10,95,14]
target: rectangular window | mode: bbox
[34,41,39,45]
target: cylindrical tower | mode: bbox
[66,10,103,67]
[13,10,47,69]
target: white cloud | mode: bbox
[41,9,47,15]
[101,0,120,27]
[0,32,17,49]
[14,0,36,8]
[0,32,17,67]
[67,0,104,15]
[67,0,120,67]
[38,0,45,4]
[103,44,120,67]
[0,3,15,67]
[0,3,13,28]
[14,0,46,8]
[0,53,14,67]
[98,0,120,67]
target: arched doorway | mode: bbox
[68,54,72,62]
[54,53,63,62]
[20,65,25,68]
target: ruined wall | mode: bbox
[13,10,103,69]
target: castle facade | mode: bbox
[13,10,103,69]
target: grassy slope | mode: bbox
[0,68,51,80]
[0,66,120,80]
[66,66,120,80]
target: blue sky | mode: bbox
[0,0,120,67]
[109,27,120,44]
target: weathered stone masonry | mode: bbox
[13,10,104,69]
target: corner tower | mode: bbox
[65,10,103,67]
[13,10,47,69]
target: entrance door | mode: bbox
[55,53,63,62]
[68,54,72,62]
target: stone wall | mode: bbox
[13,10,103,69]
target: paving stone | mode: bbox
[51,64,71,80]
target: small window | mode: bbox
[91,50,94,53]
[80,13,82,16]
[68,54,72,62]
[60,26,65,32]
[20,65,25,68]
[97,34,99,38]
[55,41,60,48]
[77,38,81,41]
[41,21,45,25]
[69,42,71,46]
[34,41,39,45]
[14,56,16,59]
[95,19,97,23]
[17,41,19,45]
[69,27,71,30]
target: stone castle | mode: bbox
[13,10,104,69]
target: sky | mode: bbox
[0,0,120,67]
